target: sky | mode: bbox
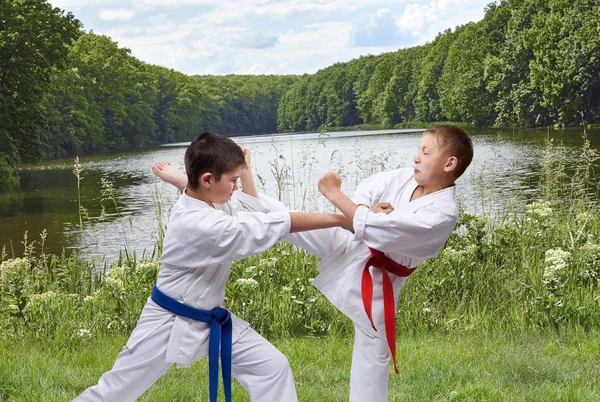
[47,0,493,76]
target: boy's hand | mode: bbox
[241,146,252,167]
[318,172,342,197]
[372,202,394,214]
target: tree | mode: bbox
[0,0,80,188]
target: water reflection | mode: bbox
[1,128,598,262]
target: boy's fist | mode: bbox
[318,172,342,196]
[372,202,394,214]
[241,146,252,167]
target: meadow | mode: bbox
[1,138,599,401]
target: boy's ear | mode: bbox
[444,156,458,173]
[199,172,213,188]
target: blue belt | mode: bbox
[151,285,232,402]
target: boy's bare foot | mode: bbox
[152,161,187,191]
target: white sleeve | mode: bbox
[208,210,291,265]
[227,190,270,214]
[352,205,457,258]
[351,172,387,208]
[257,193,293,212]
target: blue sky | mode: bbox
[48,0,492,76]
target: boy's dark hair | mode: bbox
[185,133,246,190]
[425,125,474,179]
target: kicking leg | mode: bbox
[257,194,352,260]
[232,327,298,402]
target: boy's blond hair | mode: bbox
[424,125,473,179]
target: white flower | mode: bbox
[104,277,125,295]
[244,266,257,275]
[105,265,126,281]
[525,201,553,219]
[581,243,600,254]
[0,258,29,294]
[30,291,58,304]
[78,328,91,338]
[543,248,571,284]
[137,261,159,274]
[84,293,97,303]
[236,278,259,288]
[282,286,292,292]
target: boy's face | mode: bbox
[413,133,452,187]
[208,166,243,204]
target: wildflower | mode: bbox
[543,248,571,286]
[0,258,29,295]
[105,277,125,296]
[137,261,159,275]
[78,328,91,338]
[443,246,473,260]
[282,286,292,292]
[29,291,58,304]
[236,278,259,288]
[244,265,257,275]
[84,294,97,303]
[525,201,553,219]
[581,243,600,254]
[105,265,126,281]
[575,212,594,224]
[423,307,432,313]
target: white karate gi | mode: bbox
[74,191,298,402]
[258,168,458,402]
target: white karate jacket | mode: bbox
[125,190,289,367]
[258,168,457,340]
[316,168,458,339]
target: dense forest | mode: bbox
[278,0,600,132]
[1,0,599,189]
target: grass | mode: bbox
[1,330,598,401]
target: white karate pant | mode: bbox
[284,228,391,402]
[73,321,297,402]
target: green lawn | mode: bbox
[1,330,599,401]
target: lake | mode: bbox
[1,127,598,262]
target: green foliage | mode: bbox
[2,140,600,343]
[439,23,496,127]
[277,0,600,131]
[0,0,81,174]
[4,0,600,185]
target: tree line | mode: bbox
[0,1,297,189]
[278,0,600,132]
[2,0,599,189]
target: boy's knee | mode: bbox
[270,349,292,373]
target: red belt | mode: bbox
[362,247,414,374]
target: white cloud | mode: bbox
[47,0,491,75]
[234,31,279,49]
[400,0,489,44]
[50,0,120,9]
[98,8,136,21]
[349,8,405,48]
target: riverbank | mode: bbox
[319,121,472,133]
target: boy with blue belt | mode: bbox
[74,133,350,402]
